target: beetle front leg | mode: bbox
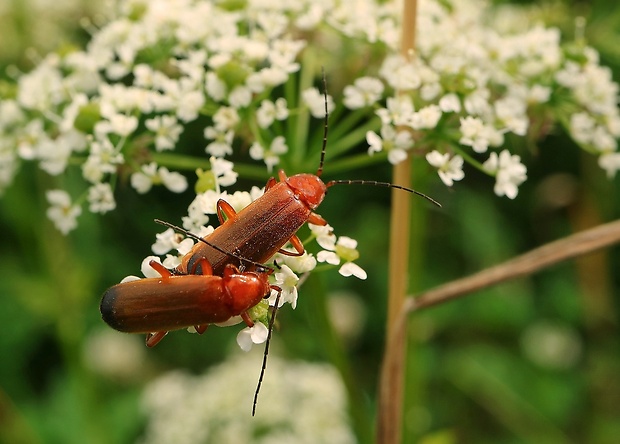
[241,311,255,328]
[216,199,237,224]
[277,234,305,256]
[308,211,327,226]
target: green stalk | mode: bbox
[291,52,318,171]
[303,274,373,444]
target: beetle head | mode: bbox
[286,173,327,210]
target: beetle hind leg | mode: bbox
[146,331,168,347]
[194,324,208,334]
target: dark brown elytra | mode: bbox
[176,72,440,277]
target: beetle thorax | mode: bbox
[286,174,327,210]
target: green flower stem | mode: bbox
[302,273,373,444]
[306,107,381,167]
[151,152,212,171]
[290,53,317,171]
[321,151,390,176]
[324,107,376,147]
[451,145,489,174]
[326,119,382,161]
[152,152,271,182]
[229,162,274,182]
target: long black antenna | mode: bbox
[252,286,282,416]
[325,180,442,207]
[154,219,273,272]
[312,71,441,208]
[316,67,329,178]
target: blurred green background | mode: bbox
[1,1,619,443]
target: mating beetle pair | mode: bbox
[99,81,440,413]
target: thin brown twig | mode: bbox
[407,218,620,313]
[384,220,620,377]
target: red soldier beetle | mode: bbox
[177,76,441,276]
[100,259,280,346]
[151,219,282,415]
[101,230,281,346]
[100,225,282,414]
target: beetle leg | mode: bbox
[241,311,255,328]
[145,331,168,347]
[277,234,304,256]
[190,258,213,276]
[149,260,173,278]
[307,211,327,226]
[216,199,237,224]
[194,324,208,334]
[265,176,277,191]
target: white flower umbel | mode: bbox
[302,87,335,118]
[366,125,413,165]
[483,150,528,199]
[312,224,367,280]
[249,136,288,172]
[87,183,116,214]
[131,163,188,194]
[3,0,619,231]
[145,115,184,151]
[426,150,465,187]
[343,76,384,109]
[140,353,356,443]
[46,189,82,234]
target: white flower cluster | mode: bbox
[2,0,619,344]
[346,1,620,199]
[1,0,616,222]
[139,352,356,444]
[139,158,367,349]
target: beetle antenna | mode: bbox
[154,219,273,271]
[316,67,329,178]
[252,286,282,416]
[325,180,442,207]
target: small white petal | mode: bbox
[339,262,367,280]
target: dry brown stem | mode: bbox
[381,219,620,429]
[377,1,418,443]
[407,218,620,313]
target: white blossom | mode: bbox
[131,163,188,194]
[376,96,415,126]
[236,322,269,352]
[302,87,335,118]
[145,115,183,151]
[204,126,234,157]
[598,152,620,178]
[46,189,82,234]
[483,150,527,199]
[249,136,288,172]
[459,116,503,153]
[256,98,289,128]
[426,150,465,186]
[343,76,384,109]
[366,125,413,165]
[271,265,299,309]
[88,183,116,214]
